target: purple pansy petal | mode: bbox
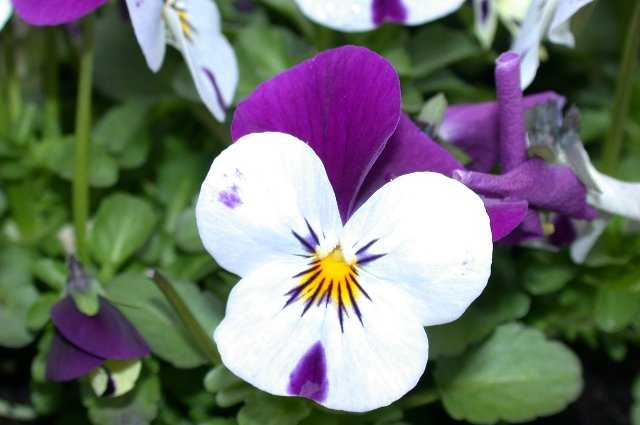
[454,159,597,219]
[46,331,104,382]
[231,46,401,222]
[373,0,407,25]
[495,52,526,172]
[439,92,565,172]
[483,197,529,241]
[12,0,107,25]
[549,214,577,246]
[499,209,545,244]
[356,113,462,208]
[51,296,150,360]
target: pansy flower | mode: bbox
[196,46,495,412]
[293,0,466,32]
[474,0,594,88]
[46,258,150,397]
[125,0,238,121]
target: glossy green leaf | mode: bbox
[238,393,311,425]
[0,246,37,348]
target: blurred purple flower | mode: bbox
[11,0,107,25]
[46,259,149,389]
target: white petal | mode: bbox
[125,0,166,72]
[293,0,465,32]
[214,260,428,412]
[401,0,466,25]
[165,0,238,121]
[473,0,498,49]
[511,0,555,89]
[342,172,493,327]
[570,218,608,264]
[0,0,11,30]
[196,132,342,277]
[293,0,376,32]
[587,165,640,221]
[548,0,593,46]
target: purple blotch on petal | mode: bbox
[495,51,526,172]
[218,185,242,209]
[46,331,105,382]
[288,341,328,402]
[51,296,150,360]
[372,0,407,25]
[549,215,577,246]
[12,0,107,25]
[480,0,490,22]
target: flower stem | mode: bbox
[43,28,61,138]
[602,0,640,174]
[73,18,94,264]
[5,23,22,125]
[148,270,221,366]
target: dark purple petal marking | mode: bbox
[202,67,228,113]
[288,342,328,402]
[46,331,105,382]
[51,296,150,360]
[372,0,408,25]
[218,185,242,209]
[549,215,577,246]
[480,0,490,22]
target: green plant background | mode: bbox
[1,1,639,424]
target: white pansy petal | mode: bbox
[570,218,608,264]
[293,0,465,33]
[473,0,498,48]
[165,0,238,121]
[196,132,341,277]
[588,165,640,220]
[0,0,11,30]
[342,172,493,327]
[125,0,166,72]
[548,0,593,46]
[215,260,428,412]
[511,0,552,89]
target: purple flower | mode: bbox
[11,0,107,25]
[197,46,495,412]
[46,259,149,395]
[440,51,596,244]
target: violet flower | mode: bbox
[11,0,107,25]
[196,46,495,412]
[293,0,466,32]
[46,258,149,397]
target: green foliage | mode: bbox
[435,323,583,424]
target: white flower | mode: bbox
[0,0,12,30]
[195,132,493,412]
[125,0,238,122]
[293,0,466,32]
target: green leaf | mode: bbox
[204,365,242,394]
[90,193,158,273]
[632,376,640,425]
[175,209,204,253]
[409,26,480,78]
[26,293,58,331]
[238,393,311,425]
[94,102,149,154]
[0,246,37,348]
[84,369,161,425]
[427,287,530,358]
[522,260,576,295]
[435,323,583,424]
[594,288,640,332]
[104,273,222,368]
[32,257,66,290]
